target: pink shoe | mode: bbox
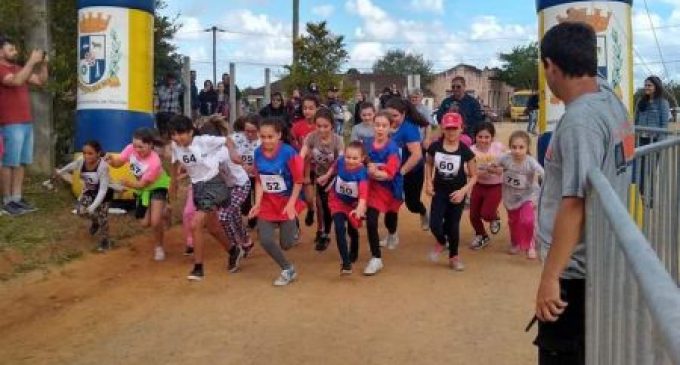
[527,248,537,260]
[508,246,519,255]
[449,256,465,271]
[429,243,446,262]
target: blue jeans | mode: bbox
[1,123,33,167]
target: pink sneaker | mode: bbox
[527,248,537,260]
[508,246,519,255]
[449,256,465,271]
[429,243,446,262]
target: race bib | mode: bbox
[129,156,148,179]
[81,171,99,189]
[180,153,198,166]
[335,177,359,198]
[504,171,528,189]
[434,152,461,175]
[241,153,255,165]
[261,174,287,193]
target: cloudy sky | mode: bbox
[162,0,680,88]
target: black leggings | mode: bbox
[315,182,333,235]
[333,213,359,266]
[429,192,465,257]
[404,168,427,216]
[241,177,257,227]
[366,207,398,259]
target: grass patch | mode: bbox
[0,173,145,280]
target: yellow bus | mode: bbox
[509,90,537,122]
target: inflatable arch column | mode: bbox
[536,0,634,164]
[76,0,155,151]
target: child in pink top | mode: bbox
[469,122,506,250]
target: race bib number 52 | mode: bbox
[261,174,287,193]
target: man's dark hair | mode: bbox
[541,22,597,78]
[0,35,12,48]
[451,76,466,85]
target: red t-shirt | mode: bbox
[0,62,32,125]
[290,119,315,151]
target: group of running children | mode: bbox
[56,93,543,286]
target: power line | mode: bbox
[643,0,670,79]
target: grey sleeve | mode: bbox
[57,159,83,175]
[530,156,545,177]
[661,99,671,128]
[558,123,605,198]
[89,163,110,211]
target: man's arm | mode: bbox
[535,197,585,321]
[2,50,43,87]
[28,57,48,86]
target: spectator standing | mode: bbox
[349,90,365,126]
[0,36,48,215]
[259,92,289,127]
[534,22,633,365]
[286,87,302,121]
[190,70,199,118]
[198,80,218,116]
[326,86,345,135]
[526,93,539,135]
[436,76,484,138]
[635,75,671,142]
[216,81,229,118]
[154,72,184,136]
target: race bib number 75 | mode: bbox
[504,172,528,189]
[261,174,287,193]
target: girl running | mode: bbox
[56,140,114,252]
[384,97,430,236]
[168,115,243,281]
[350,102,376,145]
[363,111,403,275]
[300,108,344,251]
[106,128,170,261]
[317,141,368,275]
[231,114,261,229]
[291,94,319,227]
[469,122,506,250]
[248,117,306,286]
[490,131,543,259]
[425,112,477,271]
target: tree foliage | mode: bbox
[497,42,539,90]
[153,0,183,84]
[284,21,349,95]
[372,49,434,86]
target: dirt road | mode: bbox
[0,123,541,365]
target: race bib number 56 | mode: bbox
[261,174,287,193]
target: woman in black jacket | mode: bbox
[198,80,218,116]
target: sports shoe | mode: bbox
[363,257,384,276]
[2,202,26,216]
[449,256,465,271]
[14,199,37,212]
[508,246,519,255]
[228,245,245,273]
[429,243,446,262]
[527,248,537,260]
[273,267,297,286]
[379,237,388,247]
[470,235,490,250]
[242,241,254,258]
[341,263,352,275]
[420,212,430,231]
[386,234,399,250]
[489,218,501,235]
[315,233,330,251]
[304,209,315,226]
[187,266,204,281]
[154,246,166,261]
[184,246,194,256]
[89,221,100,236]
[96,239,111,252]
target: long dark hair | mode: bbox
[638,75,664,112]
[133,127,165,147]
[384,97,429,127]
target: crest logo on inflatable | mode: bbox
[78,12,121,93]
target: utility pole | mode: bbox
[292,0,299,65]
[204,26,225,85]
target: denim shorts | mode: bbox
[1,123,33,167]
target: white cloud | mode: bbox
[345,0,398,40]
[410,0,444,13]
[175,16,205,40]
[312,4,335,18]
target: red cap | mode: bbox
[441,112,463,129]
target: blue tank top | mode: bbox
[254,143,297,197]
[333,156,368,206]
[365,138,404,200]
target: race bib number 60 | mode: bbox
[261,174,287,193]
[434,152,461,175]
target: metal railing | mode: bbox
[585,136,680,365]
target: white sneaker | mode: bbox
[449,256,465,271]
[470,235,490,250]
[420,212,430,231]
[489,219,501,235]
[379,237,388,247]
[273,267,297,286]
[154,246,166,261]
[386,234,400,250]
[363,257,384,276]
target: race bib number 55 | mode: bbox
[261,174,287,193]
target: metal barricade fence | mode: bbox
[585,136,680,365]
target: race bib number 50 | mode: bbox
[434,152,461,175]
[261,174,287,193]
[335,177,359,198]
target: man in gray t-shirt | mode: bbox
[533,22,634,365]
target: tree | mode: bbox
[154,0,183,84]
[372,49,434,86]
[346,68,361,75]
[497,42,539,91]
[284,21,349,95]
